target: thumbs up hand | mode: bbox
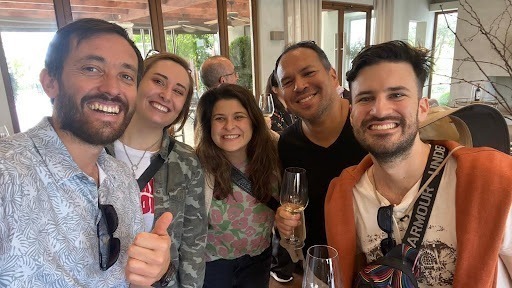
[126,212,173,286]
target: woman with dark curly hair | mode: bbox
[196,84,280,288]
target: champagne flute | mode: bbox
[280,167,308,248]
[0,125,10,139]
[258,93,275,117]
[302,245,343,288]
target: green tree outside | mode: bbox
[167,33,215,93]
[229,35,253,91]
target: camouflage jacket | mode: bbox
[106,134,207,288]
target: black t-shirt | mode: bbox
[278,114,367,252]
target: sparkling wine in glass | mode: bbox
[280,167,308,248]
[258,93,275,117]
[302,245,343,288]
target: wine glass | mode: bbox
[280,167,308,248]
[302,245,343,288]
[0,125,10,139]
[258,93,275,117]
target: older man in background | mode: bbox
[200,55,238,89]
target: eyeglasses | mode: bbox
[220,70,239,79]
[97,203,120,271]
[377,205,396,255]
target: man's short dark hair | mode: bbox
[274,41,332,81]
[45,18,144,85]
[346,40,431,95]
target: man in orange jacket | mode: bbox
[325,40,512,287]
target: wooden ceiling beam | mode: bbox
[0,0,251,28]
[0,9,55,20]
[0,2,54,11]
[0,0,53,3]
[160,0,211,9]
[70,0,147,9]
[71,6,130,14]
[0,1,144,13]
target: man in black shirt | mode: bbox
[272,41,367,282]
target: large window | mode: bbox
[226,0,253,92]
[2,32,55,131]
[429,11,458,105]
[321,2,372,87]
[0,0,258,146]
[70,0,154,57]
[0,1,58,132]
[163,0,220,145]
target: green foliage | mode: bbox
[433,13,457,65]
[132,31,152,57]
[229,35,253,91]
[169,34,214,70]
[347,41,365,66]
[132,34,142,43]
[438,91,451,106]
[167,33,215,92]
[6,58,29,100]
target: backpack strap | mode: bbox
[402,145,459,251]
[136,138,175,191]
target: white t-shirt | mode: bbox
[353,157,512,287]
[114,140,157,232]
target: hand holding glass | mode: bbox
[280,167,308,248]
[258,93,274,117]
[303,245,343,288]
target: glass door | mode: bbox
[321,2,372,88]
[428,11,458,105]
[342,11,369,87]
[0,1,59,132]
[321,9,339,76]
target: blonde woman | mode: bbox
[106,52,206,287]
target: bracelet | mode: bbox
[157,261,176,287]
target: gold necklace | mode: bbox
[122,137,161,177]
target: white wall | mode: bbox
[450,0,511,106]
[257,0,285,93]
[392,0,434,48]
[0,73,14,135]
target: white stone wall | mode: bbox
[450,0,512,105]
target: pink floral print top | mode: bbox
[205,183,276,261]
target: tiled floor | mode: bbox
[269,273,302,288]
